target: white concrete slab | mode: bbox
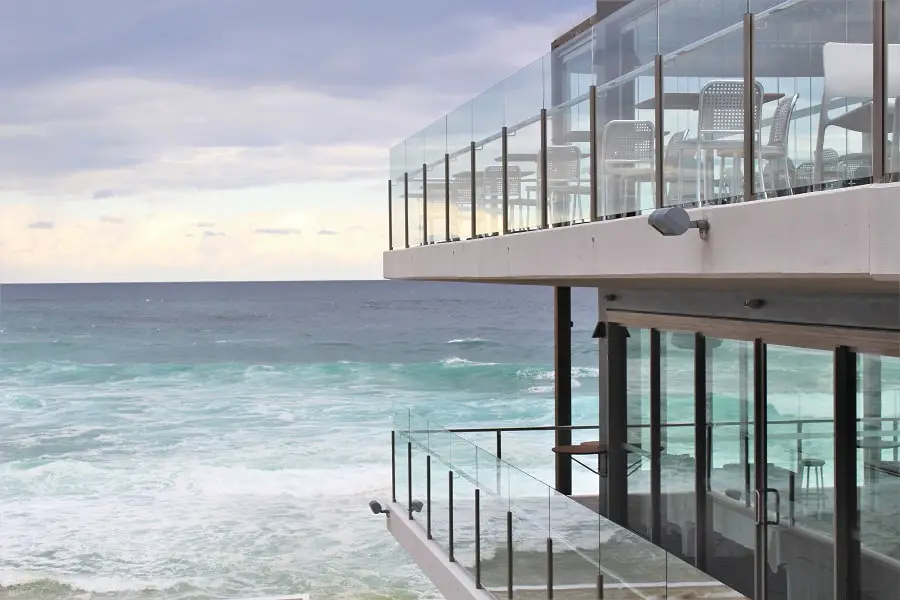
[384,184,900,292]
[384,502,494,600]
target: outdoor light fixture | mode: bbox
[369,500,389,515]
[648,207,709,240]
[410,500,424,513]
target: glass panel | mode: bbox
[505,55,549,130]
[472,81,506,238]
[392,406,410,512]
[549,489,600,600]
[661,23,746,207]
[406,131,425,247]
[660,331,695,562]
[625,327,651,538]
[447,102,473,241]
[599,518,668,597]
[753,0,875,195]
[856,354,900,599]
[766,345,834,600]
[389,142,405,248]
[429,422,453,557]
[507,463,549,599]
[546,92,591,227]
[409,411,430,528]
[424,117,447,244]
[657,0,749,57]
[595,64,657,219]
[506,114,543,233]
[706,338,755,598]
[478,454,509,594]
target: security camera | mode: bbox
[369,500,389,515]
[647,206,709,239]
[410,500,424,513]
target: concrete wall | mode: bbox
[383,184,900,293]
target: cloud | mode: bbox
[255,228,301,236]
[100,215,124,223]
[194,221,215,228]
[27,220,54,229]
[317,229,339,236]
[93,188,124,199]
[203,230,225,237]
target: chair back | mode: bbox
[543,145,581,182]
[482,165,522,197]
[698,80,764,140]
[601,120,655,165]
[767,94,799,148]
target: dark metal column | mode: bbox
[649,329,662,544]
[596,292,611,516]
[752,339,768,600]
[422,163,428,245]
[387,179,393,250]
[834,345,860,600]
[694,333,708,570]
[403,172,410,248]
[606,322,629,525]
[555,286,573,495]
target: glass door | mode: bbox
[705,337,757,598]
[763,345,836,600]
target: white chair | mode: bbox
[814,42,900,180]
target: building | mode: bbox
[379,1,900,598]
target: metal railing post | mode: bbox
[470,141,477,239]
[444,154,451,241]
[540,109,549,228]
[496,430,502,459]
[654,55,665,209]
[506,510,514,599]
[742,13,755,203]
[391,430,396,502]
[448,470,455,562]
[426,455,432,539]
[501,126,509,234]
[403,172,410,247]
[407,440,413,520]
[422,163,429,245]
[874,0,887,181]
[589,85,598,221]
[387,179,393,250]
[547,537,554,599]
[475,489,482,588]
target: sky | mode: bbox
[0,0,593,284]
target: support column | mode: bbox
[596,291,610,516]
[555,286,573,495]
[606,320,629,526]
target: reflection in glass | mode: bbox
[705,338,755,598]
[660,332,695,561]
[857,353,900,599]
[766,345,834,600]
[625,327,651,538]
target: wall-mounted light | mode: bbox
[369,500,390,515]
[648,207,709,240]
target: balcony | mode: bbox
[387,406,748,599]
[386,0,900,274]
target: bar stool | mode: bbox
[800,457,826,512]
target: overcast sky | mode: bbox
[0,0,591,283]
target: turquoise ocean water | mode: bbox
[0,281,603,600]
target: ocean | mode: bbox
[0,281,602,600]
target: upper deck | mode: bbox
[383,0,900,292]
